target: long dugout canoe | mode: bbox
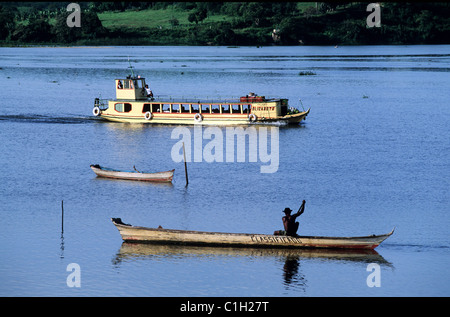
[111,218,394,250]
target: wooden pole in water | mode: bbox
[183,142,188,187]
[61,200,64,233]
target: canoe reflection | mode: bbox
[114,242,390,262]
[113,243,392,290]
[92,177,174,187]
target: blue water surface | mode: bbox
[0,45,449,297]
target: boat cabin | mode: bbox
[116,76,147,100]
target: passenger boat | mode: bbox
[93,74,310,125]
[111,218,394,250]
[90,164,174,182]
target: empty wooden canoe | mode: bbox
[90,164,174,182]
[111,218,394,250]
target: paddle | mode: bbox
[296,200,306,216]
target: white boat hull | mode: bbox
[91,165,174,182]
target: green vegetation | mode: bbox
[298,71,317,76]
[1,2,449,46]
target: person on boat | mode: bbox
[145,84,153,98]
[282,200,306,237]
[117,80,123,89]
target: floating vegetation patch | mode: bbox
[298,71,316,76]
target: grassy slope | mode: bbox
[98,8,229,30]
[97,3,316,30]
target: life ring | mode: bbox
[248,113,257,122]
[144,111,152,120]
[194,113,203,122]
[93,106,101,116]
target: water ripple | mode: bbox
[0,114,96,124]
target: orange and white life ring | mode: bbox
[144,111,152,120]
[194,113,203,122]
[248,113,257,122]
[93,106,101,116]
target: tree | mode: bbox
[11,17,53,43]
[188,8,207,24]
[53,11,82,43]
[80,11,107,39]
[53,10,105,43]
[213,24,237,45]
[239,2,270,27]
[0,5,16,40]
[169,18,179,28]
[415,10,437,43]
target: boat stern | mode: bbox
[92,98,109,117]
[246,95,310,124]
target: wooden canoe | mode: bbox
[90,164,174,182]
[111,218,394,250]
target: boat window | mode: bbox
[242,104,251,113]
[162,104,170,112]
[123,80,134,89]
[211,104,221,113]
[200,104,210,113]
[151,104,160,113]
[172,104,180,113]
[180,104,189,113]
[133,79,144,89]
[191,104,200,113]
[231,104,242,114]
[222,104,231,113]
[115,103,132,112]
[117,80,124,89]
[142,103,151,113]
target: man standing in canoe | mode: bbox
[282,200,306,237]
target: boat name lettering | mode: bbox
[253,106,275,111]
[250,235,302,244]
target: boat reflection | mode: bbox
[112,243,393,290]
[91,176,174,188]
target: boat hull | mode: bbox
[111,219,394,250]
[91,165,174,182]
[94,96,310,125]
[99,109,309,125]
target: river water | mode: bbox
[0,45,449,297]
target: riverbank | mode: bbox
[1,2,449,46]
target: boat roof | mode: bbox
[115,76,146,80]
[108,97,283,104]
